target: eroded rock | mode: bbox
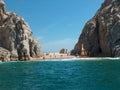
[73,0,120,57]
[0,0,42,61]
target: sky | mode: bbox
[4,0,104,53]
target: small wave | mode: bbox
[60,58,80,61]
[0,61,4,64]
[43,58,79,61]
[79,57,120,60]
[43,57,120,61]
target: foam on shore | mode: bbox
[0,57,120,63]
[43,57,120,61]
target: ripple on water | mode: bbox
[0,59,120,90]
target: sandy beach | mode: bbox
[30,53,76,61]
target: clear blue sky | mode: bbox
[4,0,104,53]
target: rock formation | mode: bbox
[72,0,120,57]
[0,0,42,61]
[0,47,11,61]
[59,48,67,54]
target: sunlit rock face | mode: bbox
[72,0,120,57]
[0,0,42,61]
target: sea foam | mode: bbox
[43,57,120,61]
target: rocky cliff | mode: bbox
[0,0,42,61]
[72,0,120,57]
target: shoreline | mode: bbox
[1,57,120,63]
[30,52,76,61]
[0,53,120,62]
[30,54,120,61]
[30,55,76,61]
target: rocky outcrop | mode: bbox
[72,0,120,57]
[59,48,67,54]
[0,47,11,61]
[0,0,42,61]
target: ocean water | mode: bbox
[0,58,120,90]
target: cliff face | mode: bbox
[0,0,42,61]
[72,0,120,57]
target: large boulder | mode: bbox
[73,0,120,57]
[0,0,42,61]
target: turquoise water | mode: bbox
[0,59,120,90]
